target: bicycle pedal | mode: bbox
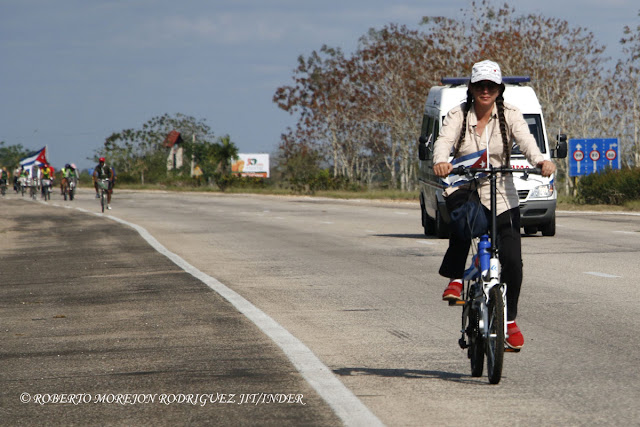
[448,300,466,306]
[504,347,521,353]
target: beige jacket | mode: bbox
[433,102,545,215]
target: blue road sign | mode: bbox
[569,138,619,177]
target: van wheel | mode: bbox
[422,206,435,236]
[420,196,428,233]
[523,226,538,235]
[435,209,449,239]
[541,214,556,236]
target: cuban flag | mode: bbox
[19,146,48,168]
[441,149,488,187]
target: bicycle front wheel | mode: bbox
[468,304,484,377]
[101,190,105,212]
[486,285,505,384]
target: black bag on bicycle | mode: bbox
[448,190,489,240]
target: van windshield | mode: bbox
[512,114,546,155]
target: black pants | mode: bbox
[439,190,523,321]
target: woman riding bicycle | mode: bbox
[432,60,556,349]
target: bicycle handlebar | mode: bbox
[451,165,542,177]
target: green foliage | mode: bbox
[192,134,239,191]
[308,169,357,192]
[577,167,640,204]
[0,141,30,169]
[96,113,216,184]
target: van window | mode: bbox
[420,114,436,160]
[512,114,547,155]
[420,114,431,140]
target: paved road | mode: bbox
[2,188,640,426]
[0,196,341,426]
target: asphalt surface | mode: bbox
[0,198,341,426]
[4,188,640,426]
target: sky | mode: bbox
[1,0,638,170]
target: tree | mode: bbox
[354,24,444,190]
[192,134,239,191]
[274,0,614,193]
[215,135,239,175]
[274,46,358,181]
[0,141,30,170]
[97,113,215,184]
[273,126,327,193]
[612,10,640,167]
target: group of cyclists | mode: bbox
[3,158,116,208]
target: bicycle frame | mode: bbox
[99,178,110,212]
[451,165,541,384]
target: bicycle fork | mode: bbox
[458,264,507,350]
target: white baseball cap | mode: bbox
[470,60,502,84]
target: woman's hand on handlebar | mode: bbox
[433,162,453,178]
[537,160,556,177]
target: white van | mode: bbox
[417,76,567,238]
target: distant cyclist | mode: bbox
[13,166,21,192]
[61,163,79,195]
[0,167,9,194]
[0,167,9,186]
[40,163,54,198]
[60,164,69,194]
[93,157,113,209]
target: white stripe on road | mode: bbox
[558,210,640,217]
[92,211,383,427]
[585,271,621,278]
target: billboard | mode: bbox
[231,153,270,178]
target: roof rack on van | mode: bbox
[441,76,531,86]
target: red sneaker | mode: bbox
[506,321,524,349]
[442,280,463,301]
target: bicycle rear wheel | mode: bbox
[468,303,484,377]
[486,285,505,384]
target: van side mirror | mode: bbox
[554,134,568,159]
[418,135,431,161]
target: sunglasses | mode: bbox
[471,81,500,92]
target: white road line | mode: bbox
[558,210,640,217]
[417,240,436,245]
[614,231,638,235]
[585,271,621,278]
[84,209,383,427]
